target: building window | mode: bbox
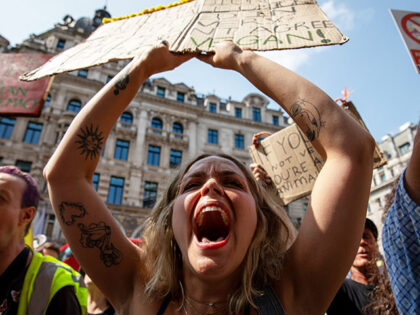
[45,94,51,106]
[114,139,130,161]
[157,87,165,98]
[147,145,161,166]
[56,39,66,49]
[77,69,88,78]
[120,112,133,128]
[143,181,158,208]
[15,160,32,172]
[234,134,244,149]
[0,117,16,139]
[66,99,82,113]
[234,107,242,118]
[252,107,261,122]
[380,172,386,182]
[208,129,218,144]
[177,92,185,102]
[93,173,100,191]
[376,198,382,208]
[209,103,217,113]
[399,142,410,155]
[106,75,113,83]
[107,176,124,204]
[170,149,182,169]
[272,115,279,126]
[23,122,43,144]
[151,118,163,134]
[172,122,183,139]
[55,123,70,144]
[45,214,56,237]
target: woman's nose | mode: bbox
[200,178,223,196]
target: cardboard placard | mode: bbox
[0,54,53,116]
[21,0,348,81]
[249,124,323,205]
[249,101,387,205]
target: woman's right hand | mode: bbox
[137,41,195,77]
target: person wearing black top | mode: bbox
[327,219,378,314]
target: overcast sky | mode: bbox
[1,0,419,140]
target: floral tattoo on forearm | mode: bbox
[58,202,123,267]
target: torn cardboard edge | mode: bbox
[20,0,348,81]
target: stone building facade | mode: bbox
[0,9,308,243]
[368,121,418,243]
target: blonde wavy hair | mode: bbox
[141,154,297,313]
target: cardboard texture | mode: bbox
[21,0,348,81]
[249,124,324,205]
[0,54,53,116]
[341,102,387,169]
[249,102,386,205]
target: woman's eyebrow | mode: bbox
[183,171,206,180]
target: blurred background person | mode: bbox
[79,268,115,315]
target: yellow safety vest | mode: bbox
[17,251,87,315]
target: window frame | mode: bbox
[147,145,161,166]
[208,129,218,145]
[107,176,124,205]
[114,139,130,161]
[234,134,245,149]
[23,122,43,144]
[0,117,16,139]
[170,149,182,169]
[66,99,82,113]
[143,181,158,208]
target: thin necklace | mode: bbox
[187,295,227,307]
[184,296,228,315]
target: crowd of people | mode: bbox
[0,41,419,314]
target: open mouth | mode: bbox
[194,206,231,248]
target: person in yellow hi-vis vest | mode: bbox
[0,166,87,315]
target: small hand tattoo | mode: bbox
[291,98,325,141]
[113,74,129,95]
[75,124,104,160]
[59,202,86,225]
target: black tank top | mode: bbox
[156,285,285,315]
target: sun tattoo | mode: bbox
[75,124,104,160]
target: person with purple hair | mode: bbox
[0,166,87,315]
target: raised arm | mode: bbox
[43,43,193,308]
[404,123,420,204]
[199,42,375,313]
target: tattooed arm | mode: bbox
[43,44,193,309]
[199,41,375,313]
